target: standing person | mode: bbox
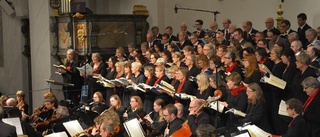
[195,73,214,100]
[128,62,146,99]
[122,62,132,107]
[58,49,83,106]
[83,53,107,100]
[115,62,125,101]
[291,52,317,103]
[154,65,172,105]
[220,72,247,132]
[242,54,261,86]
[274,98,307,137]
[143,66,157,113]
[281,48,299,100]
[241,83,271,133]
[301,77,320,137]
[193,19,206,39]
[297,13,312,48]
[105,57,117,106]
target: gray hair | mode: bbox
[288,32,299,39]
[306,28,317,37]
[56,106,69,118]
[67,49,76,55]
[92,53,102,62]
[301,76,320,89]
[296,51,311,65]
[101,121,114,133]
[6,98,16,106]
[293,40,303,48]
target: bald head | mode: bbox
[6,98,16,106]
[222,18,231,29]
[180,22,188,31]
[210,21,218,31]
[242,21,253,32]
[229,24,237,33]
[146,32,154,42]
[265,18,274,29]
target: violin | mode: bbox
[16,101,25,112]
[33,115,58,132]
[107,125,120,137]
[72,125,96,137]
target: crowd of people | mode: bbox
[0,12,320,137]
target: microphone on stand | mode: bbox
[174,4,178,13]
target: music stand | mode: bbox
[45,79,74,100]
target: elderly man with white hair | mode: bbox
[5,98,16,107]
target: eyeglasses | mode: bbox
[303,86,309,90]
[163,114,170,117]
[223,57,231,59]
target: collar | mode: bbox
[300,23,307,29]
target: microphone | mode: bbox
[174,4,178,13]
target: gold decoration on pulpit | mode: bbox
[109,27,128,47]
[77,24,86,47]
[73,12,85,18]
[73,3,85,18]
[50,0,61,16]
[276,1,284,32]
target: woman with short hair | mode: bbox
[301,77,320,137]
[220,72,247,132]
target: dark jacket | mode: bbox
[282,115,307,137]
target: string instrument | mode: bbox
[171,100,208,137]
[16,101,25,112]
[72,125,95,137]
[33,115,58,132]
[27,104,48,123]
[107,125,120,137]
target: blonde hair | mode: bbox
[130,96,143,110]
[16,90,25,99]
[196,73,210,93]
[94,91,105,103]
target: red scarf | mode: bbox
[288,116,298,127]
[303,88,320,112]
[66,66,71,71]
[259,57,267,65]
[226,62,238,73]
[176,78,186,94]
[146,77,152,85]
[230,85,247,96]
[154,75,165,86]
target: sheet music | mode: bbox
[123,118,145,137]
[278,100,289,117]
[76,63,93,74]
[44,132,68,137]
[264,74,287,90]
[242,124,271,137]
[63,120,84,137]
[2,117,24,135]
[208,101,225,113]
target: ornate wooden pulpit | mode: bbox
[51,14,149,62]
